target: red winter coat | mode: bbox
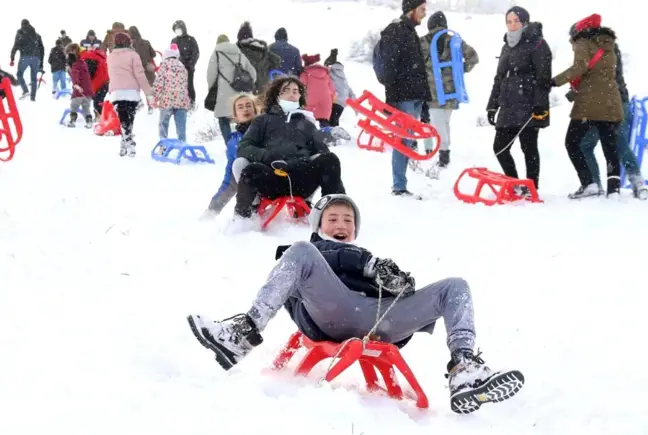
[70,59,93,98]
[80,49,109,93]
[299,64,335,120]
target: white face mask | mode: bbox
[278,99,299,113]
[175,29,183,36]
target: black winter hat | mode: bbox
[274,27,288,41]
[427,11,447,30]
[402,0,426,13]
[324,48,338,66]
[87,29,96,37]
[506,6,530,24]
[237,21,253,41]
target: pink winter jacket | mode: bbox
[299,64,336,120]
[153,58,191,110]
[107,48,152,95]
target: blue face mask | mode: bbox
[278,99,300,113]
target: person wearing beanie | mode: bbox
[101,22,126,53]
[235,22,281,93]
[324,48,357,127]
[153,43,191,146]
[10,18,45,101]
[486,6,551,193]
[551,14,625,198]
[171,20,200,106]
[376,0,430,198]
[81,29,102,51]
[419,10,479,168]
[106,31,154,157]
[269,26,302,76]
[48,38,67,95]
[299,53,336,125]
[187,192,526,414]
[206,31,257,143]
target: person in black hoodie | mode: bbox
[233,77,345,218]
[9,19,45,101]
[486,6,552,193]
[48,39,67,95]
[171,20,199,106]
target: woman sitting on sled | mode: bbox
[187,194,525,414]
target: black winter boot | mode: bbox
[438,150,450,167]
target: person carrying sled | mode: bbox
[206,93,260,215]
[231,77,345,219]
[65,43,94,128]
[187,193,525,414]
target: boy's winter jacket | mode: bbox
[107,48,152,94]
[48,45,66,72]
[328,63,356,108]
[153,57,191,110]
[268,39,302,76]
[70,59,93,98]
[80,49,109,93]
[171,21,200,71]
[299,64,336,120]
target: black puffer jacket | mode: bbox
[381,16,431,105]
[171,20,199,71]
[10,22,45,66]
[487,22,552,129]
[237,105,331,164]
[277,233,413,347]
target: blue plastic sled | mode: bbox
[621,96,648,188]
[430,29,469,107]
[269,69,287,80]
[55,88,73,99]
[59,108,90,125]
[151,138,215,165]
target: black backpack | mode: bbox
[218,52,255,93]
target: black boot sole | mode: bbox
[186,315,237,371]
[450,370,525,414]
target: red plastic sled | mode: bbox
[272,331,429,409]
[346,91,440,160]
[257,196,311,230]
[93,100,121,136]
[0,77,23,162]
[454,167,542,205]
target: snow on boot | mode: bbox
[67,112,78,128]
[187,313,263,370]
[84,115,93,129]
[568,183,603,199]
[629,175,648,200]
[447,350,525,414]
[391,189,423,200]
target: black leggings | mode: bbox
[565,119,620,192]
[113,100,139,139]
[187,68,196,104]
[93,83,109,115]
[493,127,540,189]
[329,103,345,127]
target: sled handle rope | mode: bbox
[494,115,534,158]
[271,162,294,199]
[318,276,411,384]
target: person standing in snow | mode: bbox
[58,30,72,48]
[9,19,45,101]
[81,30,102,51]
[64,43,94,128]
[48,39,67,95]
[378,0,431,199]
[127,26,157,86]
[268,27,302,76]
[106,32,154,157]
[79,47,110,116]
[171,20,200,107]
[153,44,191,144]
[187,193,525,414]
[101,22,127,54]
[487,6,551,194]
[420,11,479,167]
[324,49,356,127]
[206,34,257,144]
[236,22,281,95]
[299,53,336,127]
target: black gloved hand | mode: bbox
[368,257,416,296]
[487,110,497,126]
[285,157,309,172]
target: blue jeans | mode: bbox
[52,70,67,92]
[391,100,423,191]
[580,102,640,185]
[159,108,188,143]
[17,56,40,100]
[218,117,232,145]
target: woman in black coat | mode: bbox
[486,6,552,191]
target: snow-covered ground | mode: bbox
[1,1,647,434]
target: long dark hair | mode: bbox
[263,77,307,113]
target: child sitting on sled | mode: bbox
[187,194,525,414]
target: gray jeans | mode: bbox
[247,241,476,353]
[70,97,91,116]
[428,108,453,151]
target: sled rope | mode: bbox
[494,115,533,157]
[317,277,410,384]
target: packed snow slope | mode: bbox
[1,1,647,434]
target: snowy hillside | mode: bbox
[1,1,648,434]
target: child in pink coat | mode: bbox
[107,32,154,157]
[299,53,336,127]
